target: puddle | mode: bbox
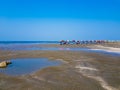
[0,58,61,76]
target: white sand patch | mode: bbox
[33,76,57,84]
[90,45,120,54]
[75,65,98,71]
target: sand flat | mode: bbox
[0,43,120,90]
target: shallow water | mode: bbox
[25,47,120,56]
[0,58,61,76]
[0,44,120,56]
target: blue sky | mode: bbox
[0,0,120,41]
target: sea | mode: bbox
[0,41,59,44]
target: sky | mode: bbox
[0,0,120,41]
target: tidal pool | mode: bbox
[0,58,61,76]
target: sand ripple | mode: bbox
[75,61,118,90]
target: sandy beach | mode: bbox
[0,42,120,90]
[1,0,120,89]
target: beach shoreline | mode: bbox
[0,43,120,90]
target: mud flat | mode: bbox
[0,43,120,90]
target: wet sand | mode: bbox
[0,43,120,90]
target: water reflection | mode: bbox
[0,58,61,76]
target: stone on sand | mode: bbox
[0,61,12,68]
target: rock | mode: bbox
[0,61,7,68]
[0,61,12,68]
